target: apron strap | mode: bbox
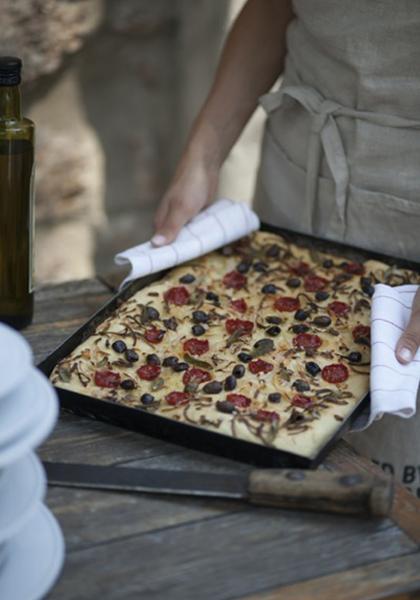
[259,85,420,238]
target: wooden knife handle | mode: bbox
[248,469,394,517]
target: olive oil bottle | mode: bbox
[0,57,35,329]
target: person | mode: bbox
[152,0,420,494]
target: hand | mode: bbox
[152,157,219,246]
[395,289,420,364]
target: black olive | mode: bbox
[125,349,139,362]
[253,261,268,272]
[216,400,236,414]
[173,362,189,372]
[192,310,209,323]
[266,244,280,258]
[315,290,330,302]
[323,259,333,269]
[237,261,251,273]
[305,361,321,376]
[294,309,308,321]
[121,379,135,390]
[179,273,195,284]
[262,283,277,294]
[162,355,178,368]
[348,351,362,363]
[313,315,332,328]
[266,315,281,325]
[112,340,126,353]
[291,324,310,334]
[287,277,301,288]
[360,277,374,297]
[163,317,177,331]
[145,306,160,321]
[253,338,274,351]
[140,393,155,405]
[292,379,310,392]
[268,392,281,403]
[192,324,205,336]
[146,353,161,366]
[355,336,370,346]
[233,364,246,378]
[224,375,237,391]
[206,291,219,302]
[203,381,223,394]
[237,352,252,363]
[266,325,281,337]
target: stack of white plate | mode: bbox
[0,323,64,600]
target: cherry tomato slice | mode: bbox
[274,296,300,312]
[291,394,313,408]
[164,286,190,306]
[225,319,254,335]
[249,359,274,374]
[137,364,161,381]
[231,298,248,313]
[183,338,209,356]
[226,393,251,408]
[289,261,311,276]
[292,333,322,349]
[321,363,349,384]
[352,324,371,343]
[253,409,280,423]
[144,326,165,344]
[165,391,191,406]
[183,367,211,385]
[328,301,350,317]
[94,370,121,388]
[304,275,328,292]
[223,270,247,290]
[343,261,365,275]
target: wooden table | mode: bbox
[25,277,420,600]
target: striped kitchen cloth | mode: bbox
[114,198,260,288]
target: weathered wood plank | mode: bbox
[242,552,420,600]
[325,441,420,545]
[48,510,416,600]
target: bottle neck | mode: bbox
[0,86,21,120]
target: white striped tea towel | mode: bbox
[365,283,420,428]
[114,199,260,288]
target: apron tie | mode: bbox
[259,84,420,236]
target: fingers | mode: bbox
[152,196,200,246]
[395,289,420,364]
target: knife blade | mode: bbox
[43,461,394,517]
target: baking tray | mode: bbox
[38,223,420,469]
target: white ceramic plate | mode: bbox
[0,371,48,446]
[0,453,46,545]
[0,324,32,399]
[0,503,65,600]
[0,370,58,469]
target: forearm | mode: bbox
[184,0,294,169]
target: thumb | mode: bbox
[152,197,199,246]
[395,289,420,364]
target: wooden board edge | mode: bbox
[240,552,420,600]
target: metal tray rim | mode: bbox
[38,223,419,469]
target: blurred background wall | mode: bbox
[0,0,265,284]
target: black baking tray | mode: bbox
[38,223,420,469]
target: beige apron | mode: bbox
[254,0,420,495]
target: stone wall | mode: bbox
[1,0,262,284]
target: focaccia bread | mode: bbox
[50,231,420,459]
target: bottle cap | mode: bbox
[0,57,22,86]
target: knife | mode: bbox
[43,461,393,517]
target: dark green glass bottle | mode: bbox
[0,57,35,329]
